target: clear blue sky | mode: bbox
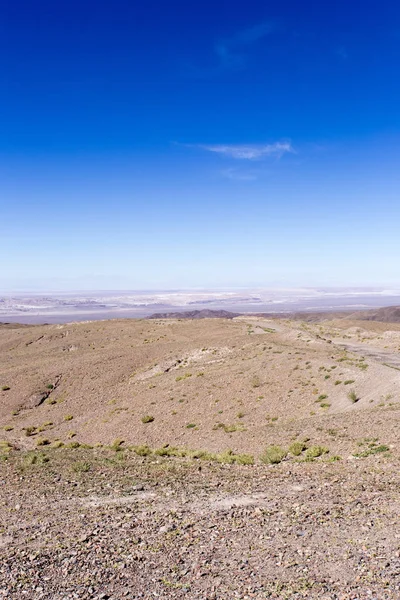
[1,0,400,291]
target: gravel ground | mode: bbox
[1,448,399,599]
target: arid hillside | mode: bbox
[1,315,400,460]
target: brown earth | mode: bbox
[1,315,400,598]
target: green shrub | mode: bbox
[36,437,51,447]
[305,445,328,459]
[132,444,152,456]
[72,461,91,473]
[261,445,287,464]
[347,390,358,403]
[141,415,154,423]
[288,441,307,456]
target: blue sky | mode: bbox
[1,0,400,291]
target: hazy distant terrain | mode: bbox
[2,287,400,323]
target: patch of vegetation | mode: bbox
[175,373,192,382]
[141,413,155,424]
[320,403,331,409]
[261,445,287,465]
[213,422,246,433]
[304,446,328,459]
[36,437,51,447]
[318,394,328,401]
[186,423,197,429]
[24,426,37,437]
[354,445,390,458]
[3,425,13,432]
[334,380,342,385]
[64,414,73,421]
[22,451,49,466]
[1,385,10,391]
[65,441,80,449]
[111,438,124,451]
[347,389,359,403]
[72,461,91,473]
[288,441,307,456]
[131,444,152,456]
[344,380,355,385]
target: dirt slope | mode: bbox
[1,316,400,459]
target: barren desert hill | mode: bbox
[1,313,400,460]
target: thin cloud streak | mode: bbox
[214,20,277,71]
[198,141,294,160]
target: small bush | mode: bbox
[65,441,80,449]
[132,444,152,456]
[24,426,36,437]
[289,441,307,456]
[3,426,13,432]
[36,437,51,447]
[344,379,355,385]
[64,415,73,421]
[1,385,10,391]
[318,394,328,401]
[111,438,124,451]
[141,415,154,423]
[175,373,192,382]
[347,390,358,403]
[305,445,328,459]
[186,423,196,429]
[72,461,91,473]
[261,445,287,464]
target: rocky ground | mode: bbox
[1,316,400,598]
[0,447,399,599]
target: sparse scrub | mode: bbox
[261,445,287,465]
[289,441,307,456]
[36,437,51,447]
[111,438,124,451]
[175,373,192,382]
[131,444,152,456]
[141,415,154,423]
[64,415,73,421]
[1,385,10,391]
[305,446,328,459]
[344,380,355,385]
[347,389,359,403]
[24,426,36,437]
[72,461,91,473]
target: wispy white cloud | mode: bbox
[214,21,277,71]
[197,141,294,160]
